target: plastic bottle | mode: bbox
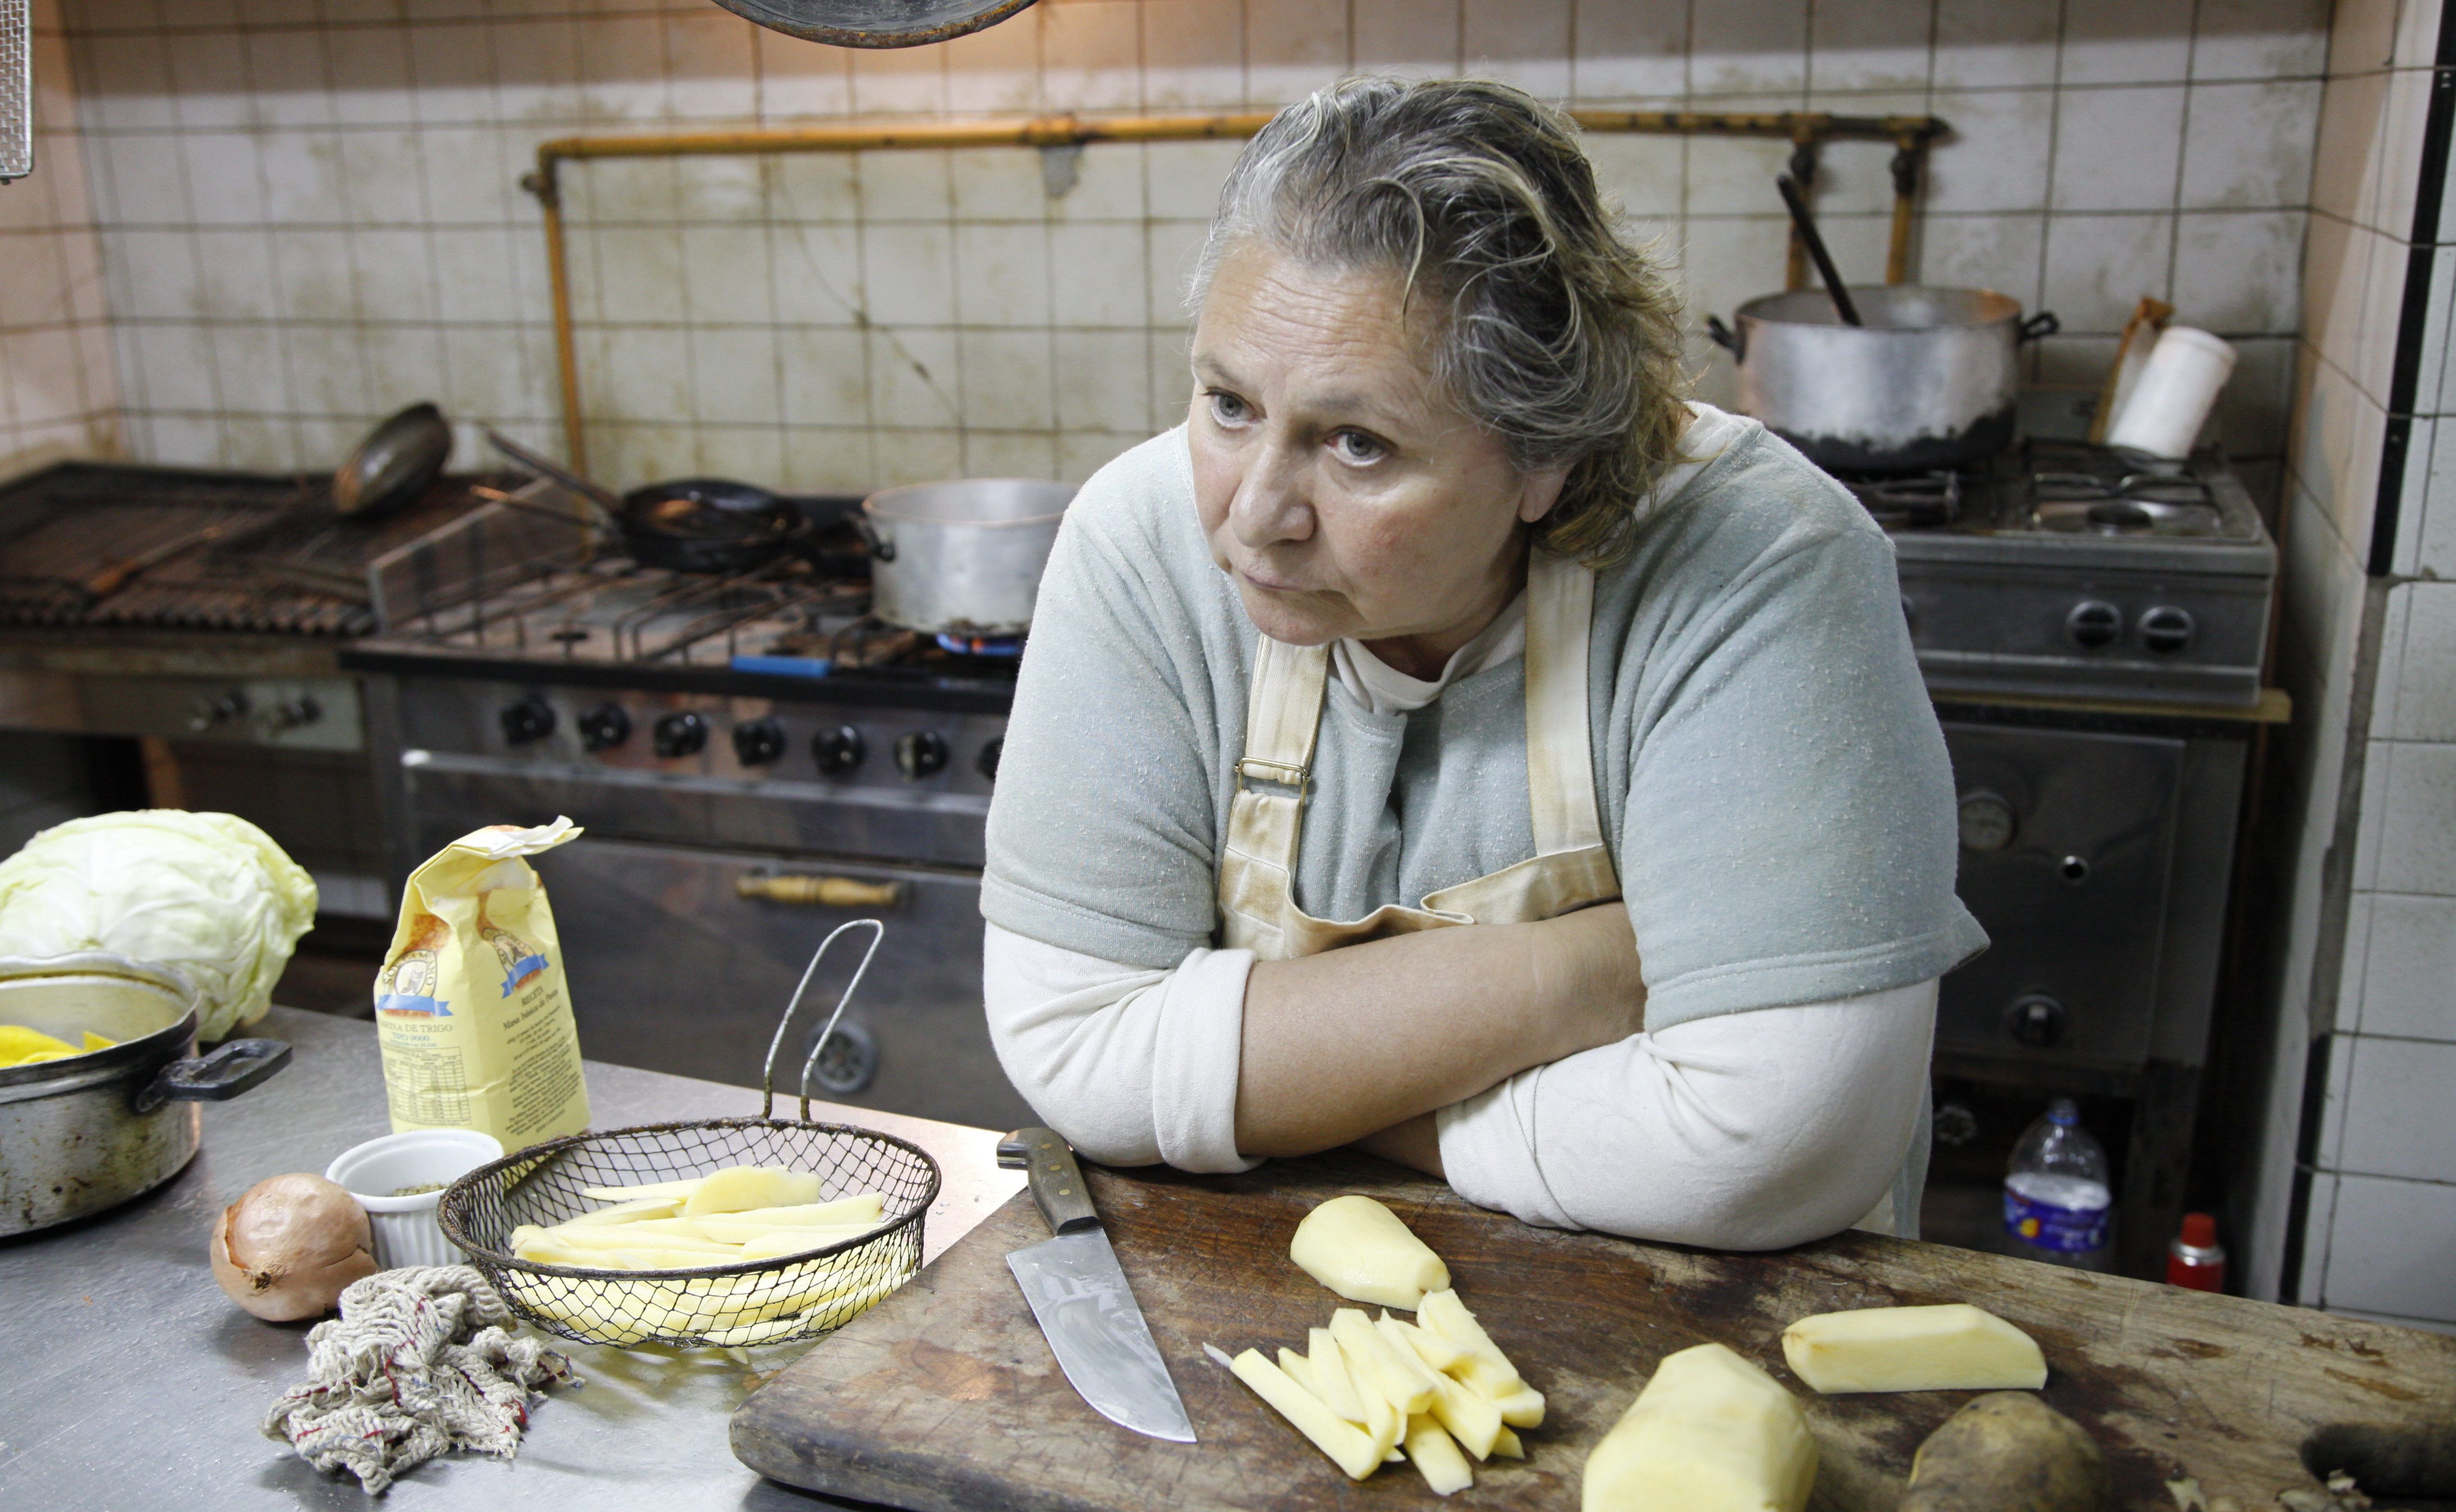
[2003,1097,2112,1269]
[2167,1211,2226,1292]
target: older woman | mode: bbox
[980,78,1986,1249]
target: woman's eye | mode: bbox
[1329,430,1386,465]
[1207,390,1252,425]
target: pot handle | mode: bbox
[1704,314,1745,360]
[853,516,894,563]
[131,1037,291,1114]
[2019,310,2061,343]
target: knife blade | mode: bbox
[998,1127,1196,1444]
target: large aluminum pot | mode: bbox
[1709,286,2059,474]
[860,478,1075,636]
[0,954,292,1237]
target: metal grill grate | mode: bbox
[0,0,29,183]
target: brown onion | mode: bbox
[210,1172,379,1321]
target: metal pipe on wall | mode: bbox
[518,108,1947,473]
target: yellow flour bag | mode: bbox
[373,817,590,1146]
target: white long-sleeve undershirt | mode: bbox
[982,922,1937,1250]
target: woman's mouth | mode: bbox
[1239,565,1306,594]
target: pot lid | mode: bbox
[707,0,1040,48]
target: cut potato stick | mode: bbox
[682,1166,824,1215]
[692,1215,876,1244]
[529,1224,736,1252]
[1392,1316,1470,1374]
[1404,1413,1475,1495]
[1491,1426,1525,1459]
[1330,1309,1434,1416]
[1280,1347,1323,1399]
[735,1226,877,1261]
[1304,1328,1371,1424]
[1375,1312,1503,1457]
[1418,1288,1525,1394]
[562,1197,682,1226]
[1220,1346,1384,1481]
[1490,1383,1547,1429]
[688,1193,885,1229]
[578,1176,705,1202]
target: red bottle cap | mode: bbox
[2180,1212,2217,1247]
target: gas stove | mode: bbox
[1843,440,2276,707]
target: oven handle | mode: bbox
[736,873,907,909]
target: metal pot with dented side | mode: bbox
[1708,286,2059,475]
[858,478,1075,636]
[0,954,291,1237]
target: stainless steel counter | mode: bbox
[0,1006,1027,1510]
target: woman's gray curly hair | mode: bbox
[1189,76,1692,567]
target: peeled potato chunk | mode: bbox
[1406,1413,1476,1495]
[1329,1308,1435,1416]
[1781,1304,2047,1394]
[1582,1342,1817,1512]
[1290,1195,1449,1310]
[681,1166,824,1216]
[1219,1346,1384,1481]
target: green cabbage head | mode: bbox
[0,810,319,1040]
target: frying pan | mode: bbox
[619,478,821,574]
[708,0,1040,47]
[334,402,452,519]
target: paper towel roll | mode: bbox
[2107,326,2237,459]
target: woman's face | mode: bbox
[1187,242,1565,661]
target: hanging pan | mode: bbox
[707,0,1041,48]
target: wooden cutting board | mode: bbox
[732,1152,2456,1511]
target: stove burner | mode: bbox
[935,633,1023,657]
[2032,495,2222,536]
[1844,470,1960,527]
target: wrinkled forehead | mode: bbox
[1192,240,1454,418]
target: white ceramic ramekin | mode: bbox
[326,1128,505,1269]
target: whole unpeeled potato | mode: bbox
[210,1172,379,1321]
[1900,1391,2111,1512]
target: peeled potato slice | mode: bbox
[578,1175,705,1202]
[1377,1314,1501,1458]
[561,1197,681,1226]
[1405,1413,1475,1495]
[1780,1304,2048,1394]
[1290,1195,1450,1309]
[1491,1426,1525,1459]
[682,1166,824,1216]
[1330,1308,1434,1416]
[736,1225,877,1261]
[1583,1342,1816,1512]
[1304,1328,1372,1425]
[1218,1346,1384,1481]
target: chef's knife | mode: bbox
[998,1127,1196,1443]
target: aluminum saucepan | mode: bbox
[860,479,1075,636]
[0,954,292,1238]
[1708,286,2059,474]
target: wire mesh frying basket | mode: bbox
[438,920,940,1349]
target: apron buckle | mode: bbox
[1233,756,1310,796]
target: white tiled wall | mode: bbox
[37,0,2328,491]
[2255,0,2456,1332]
[0,0,117,476]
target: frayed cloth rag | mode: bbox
[262,1265,578,1494]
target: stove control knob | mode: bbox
[652,710,709,758]
[813,725,865,774]
[732,716,787,766]
[976,737,1003,784]
[2008,993,2068,1050]
[500,694,556,746]
[2140,605,2195,655]
[895,730,949,781]
[1957,791,2017,852]
[2065,600,2123,650]
[577,702,632,752]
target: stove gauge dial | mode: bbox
[895,730,949,781]
[577,702,632,752]
[813,725,865,774]
[2008,994,2068,1050]
[500,694,556,746]
[2140,605,2195,655]
[732,716,786,766]
[2065,600,2123,650]
[652,710,709,758]
[1957,791,2017,852]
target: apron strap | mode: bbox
[1524,546,1607,856]
[1236,634,1328,794]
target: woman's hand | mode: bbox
[1233,903,1647,1159]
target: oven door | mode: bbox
[1938,723,2185,1073]
[529,834,1033,1131]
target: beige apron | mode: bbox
[1217,546,1620,960]
[1213,546,1911,1235]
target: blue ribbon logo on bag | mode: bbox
[373,922,452,1018]
[484,924,549,998]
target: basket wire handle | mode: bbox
[759,918,886,1121]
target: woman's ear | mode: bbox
[1517,463,1572,524]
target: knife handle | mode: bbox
[997,1127,1100,1236]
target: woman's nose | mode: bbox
[1230,443,1314,548]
